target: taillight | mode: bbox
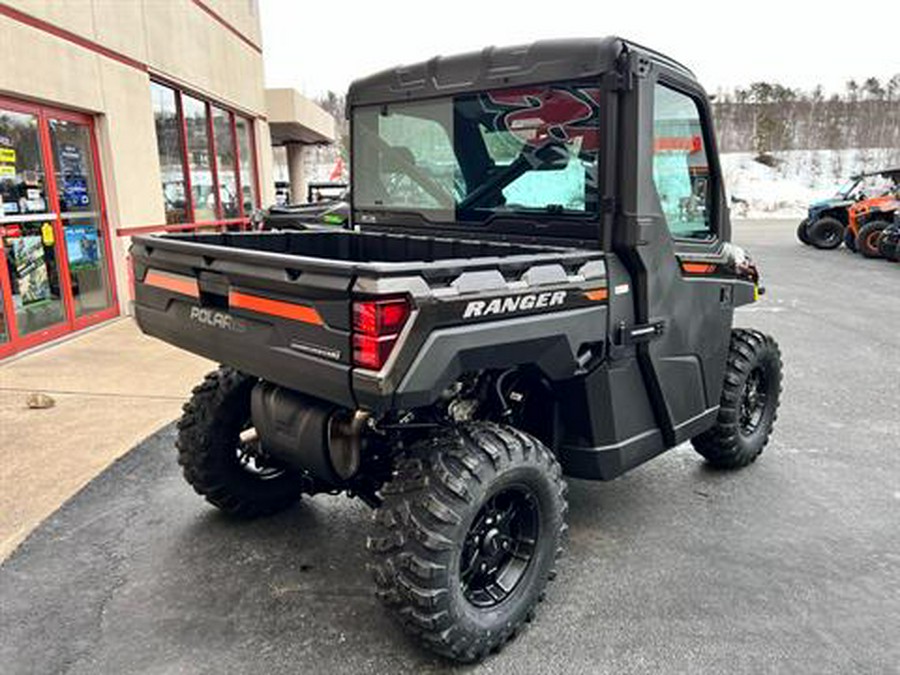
[352,297,411,370]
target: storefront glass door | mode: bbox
[0,98,116,358]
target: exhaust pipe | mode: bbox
[250,382,367,485]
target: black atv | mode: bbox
[131,38,783,663]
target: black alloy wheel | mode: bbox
[460,486,539,608]
[692,329,783,469]
[739,367,769,437]
[369,422,567,663]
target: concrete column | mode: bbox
[286,142,307,204]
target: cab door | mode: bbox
[613,62,733,445]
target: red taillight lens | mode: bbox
[353,298,410,336]
[353,334,398,370]
[352,297,411,369]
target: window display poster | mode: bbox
[59,143,90,209]
[11,235,52,307]
[0,144,16,211]
[64,223,99,269]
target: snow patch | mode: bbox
[722,148,900,219]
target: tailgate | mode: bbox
[131,238,355,408]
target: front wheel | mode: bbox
[807,217,844,250]
[856,221,890,258]
[693,329,783,469]
[368,422,567,663]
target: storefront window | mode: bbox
[149,82,259,225]
[182,95,216,222]
[212,107,239,218]
[150,83,188,224]
[235,117,257,214]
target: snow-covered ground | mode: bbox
[721,148,900,219]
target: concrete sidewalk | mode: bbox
[0,318,212,559]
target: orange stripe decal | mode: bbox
[585,288,609,301]
[144,270,199,298]
[681,262,717,275]
[229,291,324,326]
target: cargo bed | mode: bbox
[131,229,604,408]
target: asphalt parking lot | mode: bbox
[2,220,898,674]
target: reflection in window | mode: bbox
[235,117,257,214]
[212,107,239,218]
[183,95,216,221]
[150,83,188,224]
[652,85,713,240]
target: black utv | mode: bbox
[261,181,350,230]
[131,37,783,663]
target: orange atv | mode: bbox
[846,191,900,257]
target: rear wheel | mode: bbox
[176,366,305,517]
[796,218,811,245]
[807,217,844,250]
[369,422,567,663]
[693,329,782,469]
[856,221,890,258]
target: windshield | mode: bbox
[352,81,600,223]
[835,178,860,198]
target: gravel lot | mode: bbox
[2,220,898,674]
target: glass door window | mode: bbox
[0,108,66,337]
[48,118,113,318]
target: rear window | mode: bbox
[353,82,601,223]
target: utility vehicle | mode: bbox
[799,168,900,249]
[844,190,899,257]
[263,181,350,230]
[131,37,783,662]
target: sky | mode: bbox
[260,0,899,101]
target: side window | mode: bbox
[652,84,714,240]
